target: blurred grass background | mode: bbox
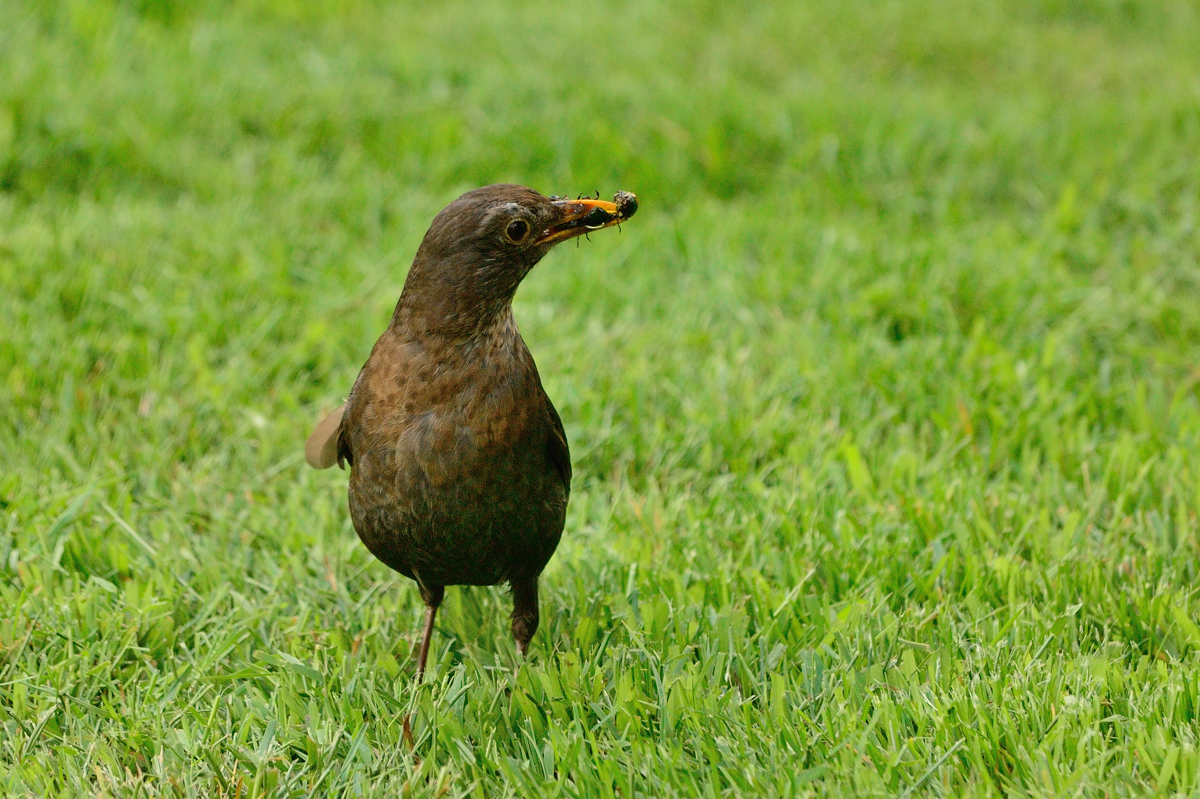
[3,0,1200,795]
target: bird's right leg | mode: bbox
[404,581,443,753]
[510,575,540,658]
[415,582,445,682]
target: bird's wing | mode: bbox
[305,402,346,469]
[543,392,572,495]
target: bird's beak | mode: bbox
[538,192,638,246]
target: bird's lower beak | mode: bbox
[538,193,638,246]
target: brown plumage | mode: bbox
[306,184,637,679]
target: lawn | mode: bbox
[3,0,1200,795]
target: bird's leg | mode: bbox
[403,582,444,753]
[510,576,540,659]
[415,583,445,682]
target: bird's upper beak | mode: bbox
[537,192,638,246]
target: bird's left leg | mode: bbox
[415,582,445,682]
[510,575,540,658]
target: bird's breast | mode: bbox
[390,387,539,486]
[352,341,545,484]
[345,349,565,585]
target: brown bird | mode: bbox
[305,184,637,679]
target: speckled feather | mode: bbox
[340,316,570,587]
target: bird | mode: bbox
[305,184,637,680]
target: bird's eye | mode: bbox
[505,219,530,243]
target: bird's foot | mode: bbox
[402,713,416,751]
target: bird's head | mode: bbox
[394,184,637,336]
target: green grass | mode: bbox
[3,0,1200,794]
